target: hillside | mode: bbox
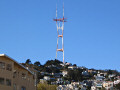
[22,59,120,90]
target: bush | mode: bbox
[37,82,57,90]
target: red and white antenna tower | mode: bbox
[53,3,67,64]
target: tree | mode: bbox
[44,59,62,67]
[37,82,57,90]
[25,59,32,64]
[34,61,41,66]
[73,64,77,66]
[67,69,83,82]
[114,82,120,89]
[106,69,119,75]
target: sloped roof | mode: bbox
[0,54,33,75]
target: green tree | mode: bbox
[114,82,120,89]
[67,69,83,82]
[25,59,32,64]
[44,59,62,67]
[37,82,57,90]
[73,64,77,66]
[34,61,41,66]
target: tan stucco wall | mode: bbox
[0,56,13,90]
[0,56,36,90]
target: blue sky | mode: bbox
[0,0,120,71]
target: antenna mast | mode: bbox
[53,3,66,64]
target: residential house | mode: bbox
[68,66,77,70]
[103,81,113,89]
[43,76,50,81]
[0,54,36,90]
[62,71,68,77]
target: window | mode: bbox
[0,78,4,85]
[6,64,12,71]
[22,73,26,79]
[6,79,11,86]
[21,86,26,90]
[0,62,5,69]
[13,70,17,78]
[13,84,17,90]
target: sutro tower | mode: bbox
[53,4,67,64]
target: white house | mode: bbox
[62,71,68,77]
[43,76,50,81]
[68,66,77,70]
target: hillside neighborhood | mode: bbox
[0,54,120,90]
[23,58,120,90]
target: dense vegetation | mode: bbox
[37,81,57,90]
[22,59,120,89]
[22,59,120,82]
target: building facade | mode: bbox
[0,54,36,90]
